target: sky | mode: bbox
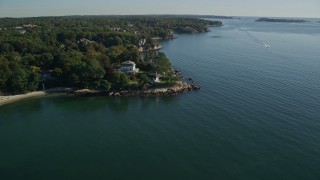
[0,0,319,18]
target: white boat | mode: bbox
[264,43,271,48]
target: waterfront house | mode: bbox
[120,61,139,73]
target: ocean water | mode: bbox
[1,17,320,180]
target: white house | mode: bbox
[120,61,139,73]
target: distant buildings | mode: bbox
[138,39,146,46]
[18,29,27,34]
[137,38,162,52]
[14,24,37,34]
[23,24,37,28]
[15,26,26,34]
[78,38,95,45]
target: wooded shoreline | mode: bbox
[0,16,220,95]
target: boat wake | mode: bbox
[233,25,272,49]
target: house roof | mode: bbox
[121,61,135,66]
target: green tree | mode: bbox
[139,74,149,85]
[153,52,171,74]
[111,72,129,88]
[6,62,40,94]
[63,58,105,87]
[0,58,12,92]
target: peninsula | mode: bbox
[256,18,309,23]
[0,15,221,101]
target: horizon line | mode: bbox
[0,14,319,19]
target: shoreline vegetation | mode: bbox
[0,15,220,105]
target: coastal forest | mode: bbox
[0,16,222,94]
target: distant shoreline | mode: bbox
[256,18,309,23]
[0,14,234,19]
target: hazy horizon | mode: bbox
[0,0,319,18]
[0,14,320,20]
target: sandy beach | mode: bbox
[0,88,74,106]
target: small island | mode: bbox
[0,15,220,102]
[256,18,309,23]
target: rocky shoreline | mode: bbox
[0,82,200,106]
[74,82,200,97]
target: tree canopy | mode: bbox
[0,15,222,94]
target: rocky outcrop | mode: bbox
[74,82,200,97]
[74,89,105,96]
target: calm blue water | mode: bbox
[1,17,320,180]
